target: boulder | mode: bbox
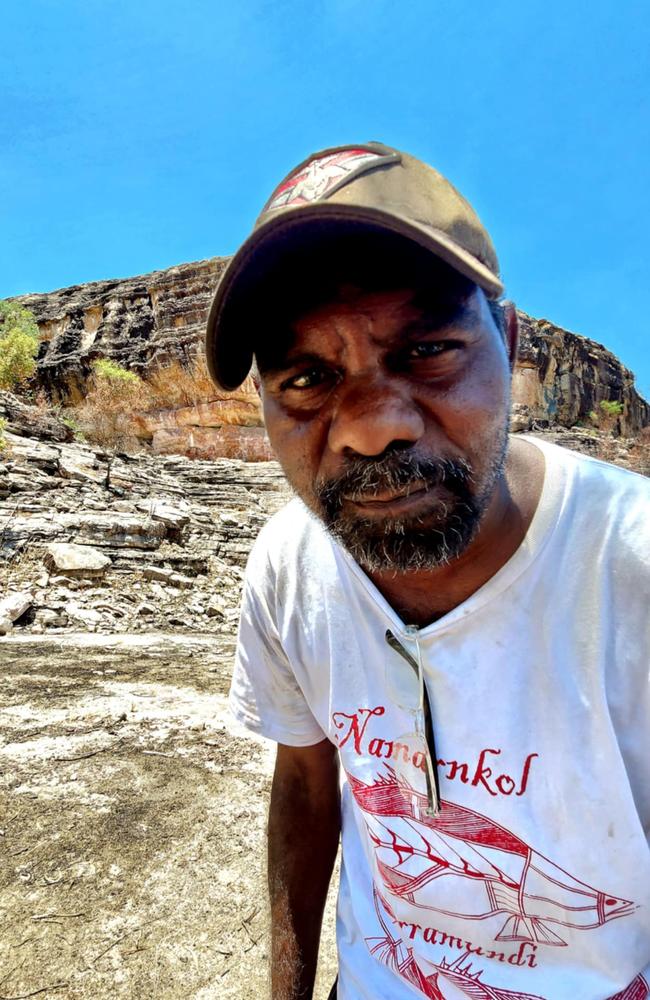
[143,566,174,582]
[45,543,112,577]
[0,591,33,623]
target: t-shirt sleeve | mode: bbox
[229,552,326,747]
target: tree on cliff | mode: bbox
[0,301,40,390]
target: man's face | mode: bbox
[257,277,515,573]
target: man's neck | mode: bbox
[365,437,545,628]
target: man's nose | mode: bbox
[327,377,426,457]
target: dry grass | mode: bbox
[75,356,262,456]
[75,366,153,452]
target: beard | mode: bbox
[312,440,507,573]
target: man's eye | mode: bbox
[282,368,329,390]
[408,340,461,359]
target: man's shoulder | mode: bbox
[529,435,650,564]
[246,497,332,578]
[528,433,650,501]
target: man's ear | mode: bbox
[503,302,519,372]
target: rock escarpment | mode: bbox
[513,312,649,433]
[13,258,272,458]
[11,257,649,439]
[17,259,228,403]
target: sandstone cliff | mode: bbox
[513,312,649,433]
[11,258,649,450]
[18,259,228,403]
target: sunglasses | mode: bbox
[385,627,441,818]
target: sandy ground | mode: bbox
[0,633,338,999]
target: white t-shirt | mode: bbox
[230,437,650,1000]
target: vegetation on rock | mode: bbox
[589,399,625,432]
[69,353,266,457]
[76,359,153,450]
[0,301,40,391]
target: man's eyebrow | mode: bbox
[398,299,474,339]
[258,350,326,377]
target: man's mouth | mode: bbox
[313,451,488,572]
[342,481,432,512]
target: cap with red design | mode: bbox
[205,142,503,391]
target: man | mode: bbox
[205,144,650,999]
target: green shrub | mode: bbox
[60,412,86,442]
[589,399,625,432]
[92,358,141,385]
[0,301,40,391]
[599,400,624,418]
[0,416,7,452]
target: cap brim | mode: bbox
[206,204,504,391]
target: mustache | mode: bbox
[315,451,474,512]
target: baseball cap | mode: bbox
[205,142,503,391]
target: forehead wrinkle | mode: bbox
[295,291,423,354]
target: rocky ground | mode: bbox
[0,632,338,999]
[1,392,647,642]
[0,397,340,999]
[0,392,290,638]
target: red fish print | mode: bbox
[349,767,634,948]
[606,976,649,1000]
[367,887,545,1000]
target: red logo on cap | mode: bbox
[264,149,385,213]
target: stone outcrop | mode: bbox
[9,258,649,438]
[133,396,273,460]
[14,259,228,404]
[513,312,650,434]
[0,404,289,637]
[0,390,73,443]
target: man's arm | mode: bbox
[268,738,340,999]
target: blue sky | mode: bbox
[3,0,649,395]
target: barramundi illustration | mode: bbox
[348,767,634,948]
[367,888,647,1000]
